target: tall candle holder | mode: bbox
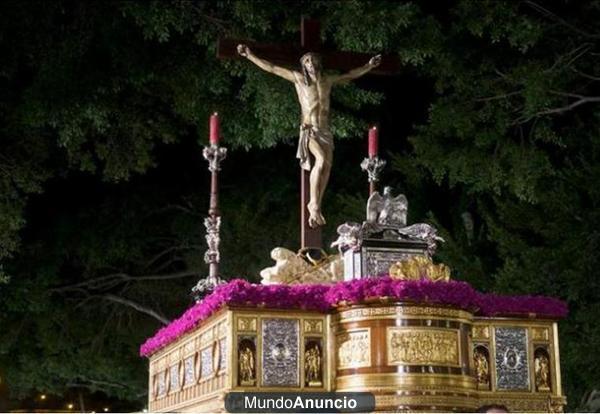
[191,140,227,301]
[361,126,386,195]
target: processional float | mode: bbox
[141,18,567,413]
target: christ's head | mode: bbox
[300,52,322,85]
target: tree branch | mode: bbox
[101,294,170,325]
[68,377,130,390]
[51,270,198,293]
[475,90,523,102]
[518,92,600,122]
[572,67,600,81]
[525,1,600,39]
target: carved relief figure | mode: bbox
[388,330,459,366]
[304,343,322,386]
[238,44,381,227]
[535,353,551,392]
[338,331,370,368]
[238,345,255,385]
[474,348,490,388]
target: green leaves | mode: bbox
[1,0,600,410]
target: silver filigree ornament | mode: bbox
[262,319,299,387]
[203,216,221,264]
[203,145,228,172]
[494,327,530,391]
[360,156,387,183]
[192,215,225,300]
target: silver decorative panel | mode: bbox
[262,318,299,387]
[169,364,179,391]
[344,242,428,279]
[494,327,530,390]
[157,371,166,396]
[364,248,419,276]
[201,346,213,378]
[184,356,195,385]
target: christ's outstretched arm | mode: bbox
[237,44,297,82]
[332,54,382,84]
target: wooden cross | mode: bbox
[217,17,399,250]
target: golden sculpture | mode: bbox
[238,345,255,386]
[238,44,381,227]
[474,349,490,389]
[389,255,450,282]
[305,344,322,386]
[535,353,551,392]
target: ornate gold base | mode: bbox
[147,303,567,413]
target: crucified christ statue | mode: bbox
[238,44,381,228]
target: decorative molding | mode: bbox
[337,305,471,323]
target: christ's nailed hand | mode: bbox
[237,44,249,57]
[369,54,382,67]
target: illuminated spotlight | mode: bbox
[67,403,74,410]
[103,408,109,412]
[142,410,148,413]
[40,394,47,400]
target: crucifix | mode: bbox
[218,18,399,250]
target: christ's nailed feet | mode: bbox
[308,203,326,228]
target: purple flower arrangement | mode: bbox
[139,277,568,357]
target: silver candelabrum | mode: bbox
[191,143,228,301]
[361,155,386,194]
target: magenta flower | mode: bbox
[139,276,568,357]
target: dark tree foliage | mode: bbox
[0,0,599,410]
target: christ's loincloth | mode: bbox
[296,124,334,171]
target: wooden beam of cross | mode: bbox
[217,17,400,250]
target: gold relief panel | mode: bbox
[304,319,323,334]
[337,329,371,369]
[472,325,490,340]
[531,327,550,341]
[387,327,460,367]
[237,317,257,332]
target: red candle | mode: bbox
[209,112,220,145]
[368,126,378,157]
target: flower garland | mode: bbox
[139,277,568,357]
